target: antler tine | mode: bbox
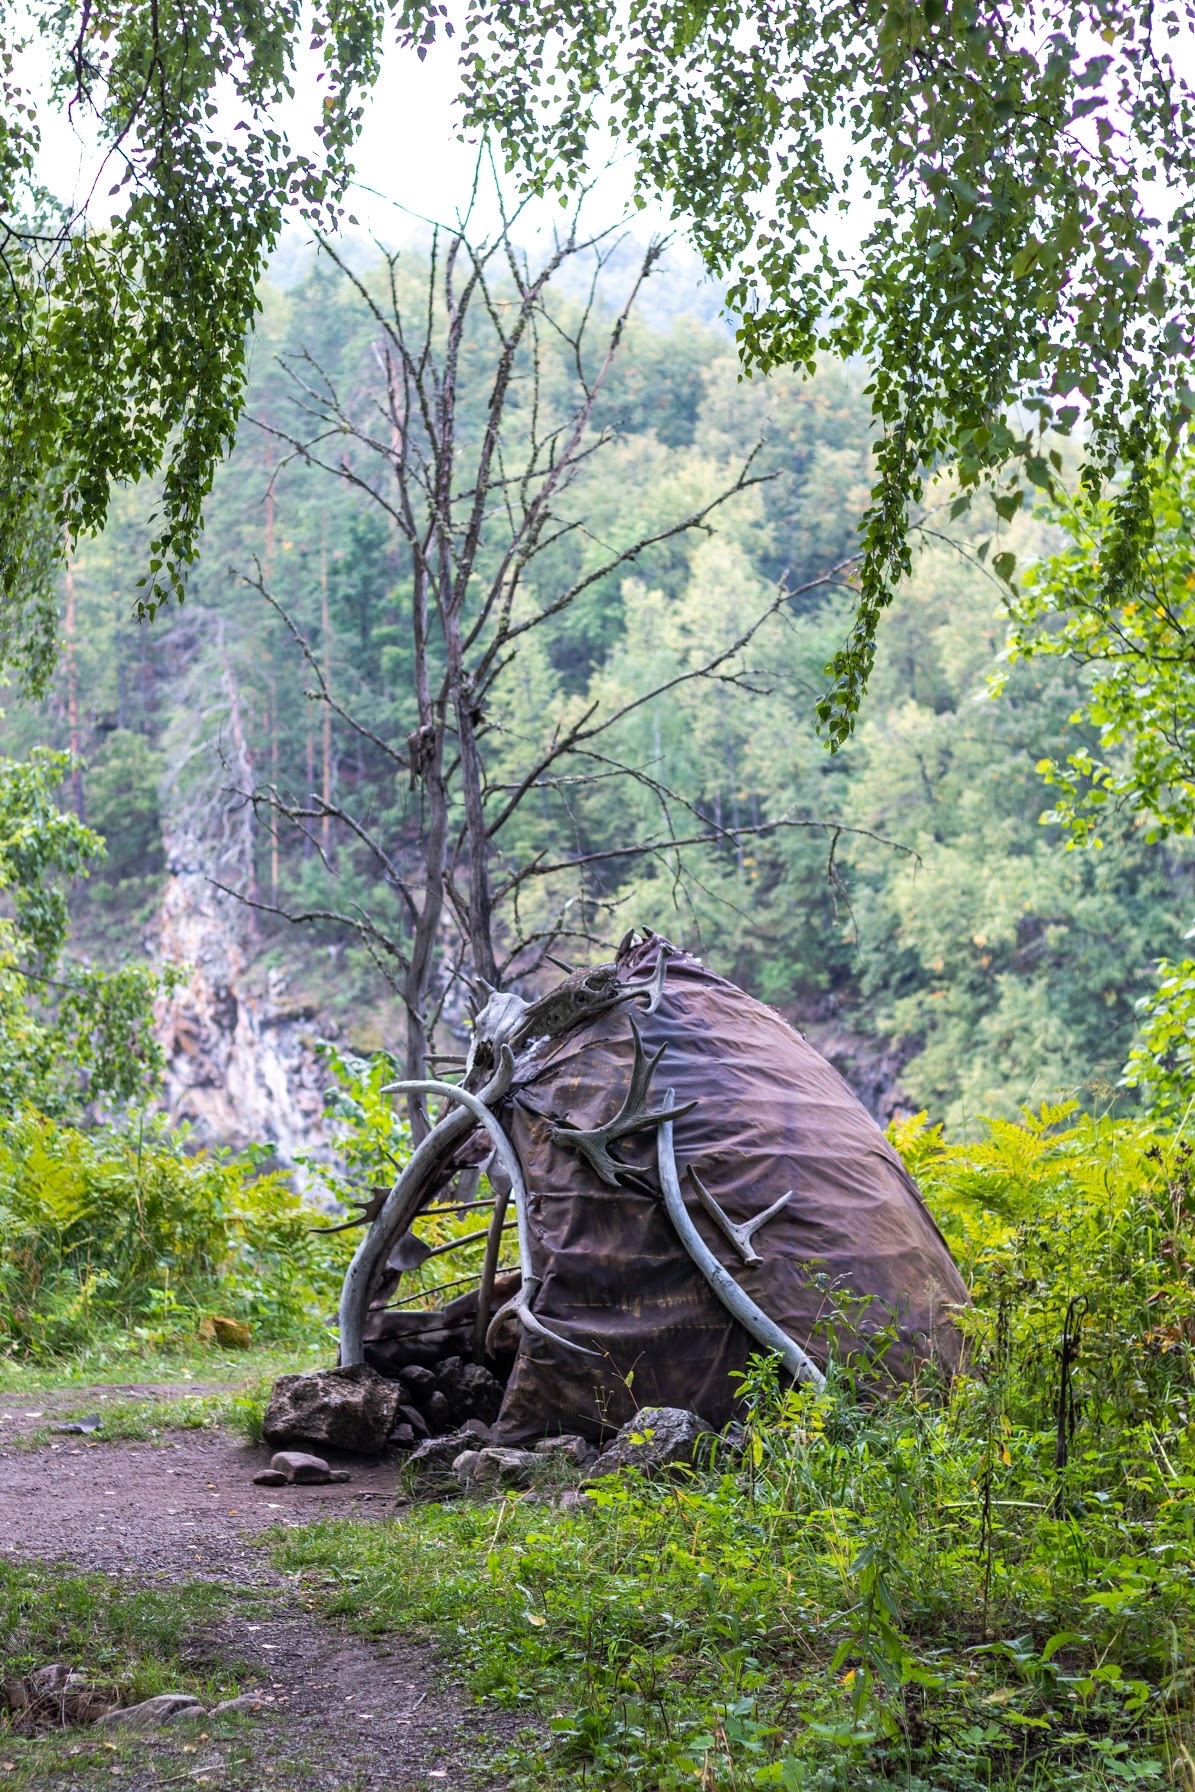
[688,1170,793,1266]
[657,1092,826,1393]
[617,943,673,1015]
[485,1278,601,1358]
[550,1015,696,1186]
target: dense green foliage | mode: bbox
[9,251,1190,1124]
[423,0,1195,741]
[0,748,165,1116]
[5,3,1195,740]
[1008,453,1195,849]
[276,1106,1195,1792]
[0,0,388,689]
[0,1111,352,1359]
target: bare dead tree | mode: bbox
[232,199,869,1118]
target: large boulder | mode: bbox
[263,1362,400,1456]
[590,1406,714,1478]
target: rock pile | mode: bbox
[386,1356,503,1447]
[1,1666,264,1735]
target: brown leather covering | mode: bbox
[492,936,968,1443]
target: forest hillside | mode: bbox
[2,240,1189,1151]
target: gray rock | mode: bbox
[534,1434,596,1466]
[404,1432,471,1494]
[252,1468,287,1486]
[590,1407,714,1478]
[265,1450,350,1485]
[263,1363,400,1457]
[402,1364,436,1403]
[389,1422,416,1450]
[452,1449,482,1487]
[458,1362,503,1425]
[434,1356,503,1427]
[470,1446,537,1488]
[98,1694,207,1730]
[396,1402,430,1440]
[460,1416,492,1442]
[211,1693,269,1714]
[28,1664,70,1697]
[423,1389,453,1433]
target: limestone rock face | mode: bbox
[263,1363,400,1456]
[590,1406,714,1478]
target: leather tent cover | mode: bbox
[492,935,968,1443]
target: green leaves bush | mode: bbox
[0,1111,353,1360]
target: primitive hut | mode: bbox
[337,933,968,1444]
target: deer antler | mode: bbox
[688,1171,793,1266]
[617,943,674,1015]
[549,1015,696,1186]
[657,1092,826,1393]
[485,1276,601,1358]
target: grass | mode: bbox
[271,1372,1191,1792]
[0,1337,328,1396]
[7,1384,273,1450]
[259,1104,1195,1792]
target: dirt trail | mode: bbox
[0,1411,512,1790]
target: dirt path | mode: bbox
[0,1413,514,1790]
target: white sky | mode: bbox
[30,22,678,253]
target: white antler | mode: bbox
[657,1092,826,1393]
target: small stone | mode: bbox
[471,1447,537,1489]
[402,1364,436,1402]
[534,1434,596,1466]
[589,1407,714,1479]
[452,1449,481,1487]
[404,1432,472,1494]
[98,1694,207,1730]
[557,1488,595,1512]
[396,1403,430,1440]
[211,1694,268,1714]
[407,1433,468,1471]
[389,1422,416,1449]
[28,1665,70,1698]
[268,1450,346,1485]
[458,1363,503,1425]
[252,1469,287,1486]
[263,1363,400,1457]
[423,1390,452,1433]
[460,1416,492,1442]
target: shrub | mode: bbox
[0,1110,354,1359]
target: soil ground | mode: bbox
[0,1389,518,1791]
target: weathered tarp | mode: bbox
[492,935,967,1443]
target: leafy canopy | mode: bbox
[412,0,1195,741]
[6,0,1194,734]
[1008,452,1195,848]
[0,0,387,690]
